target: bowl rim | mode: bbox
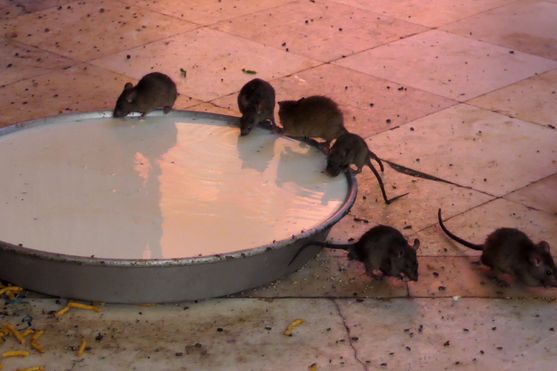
[0,109,358,267]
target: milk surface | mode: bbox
[0,114,349,259]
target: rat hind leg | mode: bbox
[366,159,408,204]
[368,150,384,172]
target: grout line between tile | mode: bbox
[410,197,500,236]
[426,0,526,29]
[204,0,434,64]
[439,5,557,63]
[234,295,411,300]
[207,62,331,105]
[332,298,369,371]
[505,331,557,370]
[114,0,206,27]
[464,66,557,129]
[334,30,557,104]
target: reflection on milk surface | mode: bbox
[0,115,348,259]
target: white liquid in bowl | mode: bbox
[0,113,349,259]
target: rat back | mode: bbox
[279,96,346,141]
[134,72,177,111]
[238,79,275,116]
[342,133,369,169]
[356,225,419,280]
[237,79,275,135]
[326,133,369,176]
[482,228,557,286]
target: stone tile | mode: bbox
[211,63,456,138]
[338,298,557,369]
[468,68,557,129]
[0,0,74,20]
[442,1,557,61]
[0,0,197,61]
[0,38,76,86]
[409,256,557,298]
[261,163,492,290]
[91,28,319,101]
[336,30,557,101]
[365,104,557,196]
[0,64,201,128]
[509,333,557,370]
[332,0,510,27]
[124,0,293,26]
[0,298,360,370]
[330,156,493,233]
[213,0,427,62]
[418,196,557,256]
[505,174,557,215]
[237,246,409,298]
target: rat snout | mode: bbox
[113,106,129,118]
[113,110,125,118]
[326,162,342,177]
[404,268,418,282]
[240,125,254,136]
[240,117,255,136]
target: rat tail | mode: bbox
[437,209,483,251]
[288,241,352,266]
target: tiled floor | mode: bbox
[0,0,556,370]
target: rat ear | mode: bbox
[529,253,542,267]
[539,241,551,253]
[411,239,420,251]
[124,82,133,90]
[278,101,284,106]
[126,89,137,103]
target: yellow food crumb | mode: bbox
[31,341,44,354]
[77,339,87,357]
[21,328,34,337]
[2,350,29,358]
[68,302,101,313]
[54,305,70,318]
[31,330,44,342]
[4,324,25,344]
[283,319,304,336]
[308,363,318,371]
[0,286,23,297]
[16,367,45,371]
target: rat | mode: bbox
[278,96,348,147]
[289,225,420,281]
[326,132,407,204]
[438,209,557,287]
[237,78,276,136]
[113,72,177,118]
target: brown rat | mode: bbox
[289,225,420,281]
[278,96,348,147]
[237,78,276,136]
[438,209,557,287]
[113,72,177,118]
[326,132,407,204]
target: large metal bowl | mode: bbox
[0,110,357,303]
